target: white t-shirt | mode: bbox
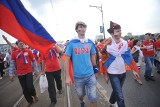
[133,45,143,67]
[108,55,126,74]
[107,40,126,74]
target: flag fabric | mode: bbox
[0,0,56,54]
[101,38,139,74]
[103,49,140,74]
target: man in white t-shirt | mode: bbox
[104,21,139,107]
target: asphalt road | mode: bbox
[0,69,22,107]
[97,65,160,107]
[0,64,160,107]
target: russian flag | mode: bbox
[103,49,140,74]
[0,0,56,54]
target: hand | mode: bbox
[34,72,39,77]
[66,77,72,86]
[104,74,109,84]
[133,71,140,80]
[9,76,14,82]
[105,38,112,45]
[142,57,144,62]
[95,73,98,79]
[41,71,45,75]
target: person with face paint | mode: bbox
[65,21,98,107]
[103,21,140,107]
[9,41,39,107]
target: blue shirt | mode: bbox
[65,40,96,78]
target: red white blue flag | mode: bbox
[0,0,56,54]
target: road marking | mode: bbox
[13,74,40,107]
[97,82,110,104]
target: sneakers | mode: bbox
[80,102,85,107]
[145,76,155,81]
[49,102,56,107]
[110,102,118,107]
[148,77,155,81]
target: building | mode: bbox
[0,44,12,54]
[127,32,132,37]
[95,35,104,42]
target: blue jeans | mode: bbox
[74,74,97,102]
[108,73,126,107]
[144,56,154,77]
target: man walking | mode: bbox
[65,21,99,107]
[141,33,155,81]
[9,41,39,107]
[103,21,140,107]
[42,44,63,107]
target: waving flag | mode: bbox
[0,0,56,54]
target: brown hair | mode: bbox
[75,21,87,30]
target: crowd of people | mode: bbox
[0,21,159,107]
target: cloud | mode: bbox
[1,0,160,44]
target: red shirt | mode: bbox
[43,47,60,72]
[142,41,154,56]
[128,41,133,49]
[13,47,18,51]
[154,40,160,50]
[97,43,105,52]
[11,49,35,75]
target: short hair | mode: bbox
[75,21,87,30]
[145,33,151,36]
[100,39,104,43]
[133,39,139,46]
[130,37,134,41]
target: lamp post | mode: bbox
[89,4,105,39]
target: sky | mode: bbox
[0,0,160,44]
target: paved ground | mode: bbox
[0,69,22,107]
[97,65,160,107]
[15,60,108,107]
[0,61,160,107]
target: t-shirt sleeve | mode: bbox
[65,43,72,56]
[90,43,96,55]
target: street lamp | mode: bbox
[89,4,105,39]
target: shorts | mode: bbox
[74,74,98,102]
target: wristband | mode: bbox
[93,65,99,73]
